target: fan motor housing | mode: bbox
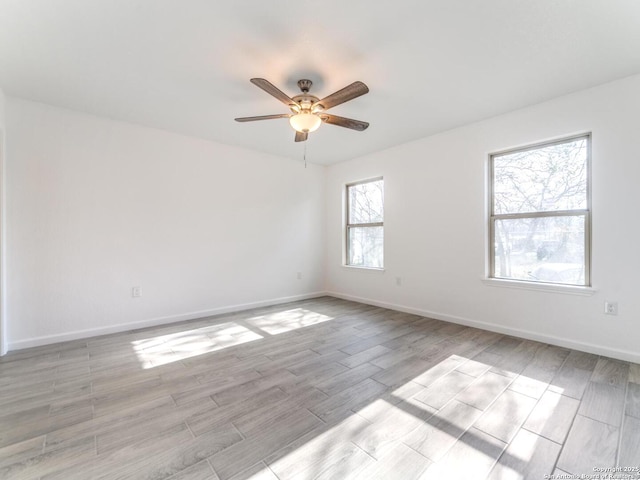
[291,79,322,112]
[292,94,319,106]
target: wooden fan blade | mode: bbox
[295,131,308,142]
[321,114,369,131]
[235,114,291,122]
[250,78,296,107]
[315,81,369,111]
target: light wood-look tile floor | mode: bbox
[1,297,639,480]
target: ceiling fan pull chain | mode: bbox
[304,140,307,168]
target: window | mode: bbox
[346,178,384,268]
[489,135,591,286]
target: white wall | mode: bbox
[0,86,6,355]
[6,98,326,349]
[326,74,640,363]
[0,87,5,128]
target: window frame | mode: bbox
[345,177,384,269]
[488,134,592,287]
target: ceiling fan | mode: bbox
[235,78,369,142]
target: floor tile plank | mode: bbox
[591,357,629,388]
[548,365,593,399]
[308,378,388,421]
[350,400,433,459]
[413,370,476,410]
[577,381,625,426]
[227,462,277,480]
[556,415,618,475]
[209,408,322,480]
[619,415,640,466]
[626,382,640,418]
[474,389,537,443]
[420,427,506,480]
[166,460,218,480]
[351,442,432,480]
[455,371,513,410]
[403,400,484,461]
[212,370,297,406]
[522,391,579,444]
[486,428,561,480]
[338,345,392,369]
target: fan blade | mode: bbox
[295,131,308,142]
[235,114,291,122]
[250,78,297,107]
[321,114,369,131]
[315,81,369,111]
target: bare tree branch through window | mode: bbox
[490,136,590,285]
[346,178,384,268]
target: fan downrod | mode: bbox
[297,79,313,93]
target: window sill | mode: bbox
[341,265,385,273]
[481,277,597,296]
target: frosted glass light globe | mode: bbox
[289,113,322,133]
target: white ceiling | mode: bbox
[1,1,640,165]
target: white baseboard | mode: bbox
[326,291,640,364]
[7,291,327,352]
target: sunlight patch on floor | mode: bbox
[130,308,334,369]
[131,322,263,368]
[394,354,566,479]
[266,413,373,479]
[246,308,334,335]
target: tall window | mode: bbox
[346,178,384,268]
[489,135,591,286]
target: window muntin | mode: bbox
[490,135,590,286]
[346,178,384,268]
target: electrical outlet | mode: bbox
[296,272,302,280]
[132,286,142,298]
[604,301,618,315]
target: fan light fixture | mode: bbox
[289,112,322,133]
